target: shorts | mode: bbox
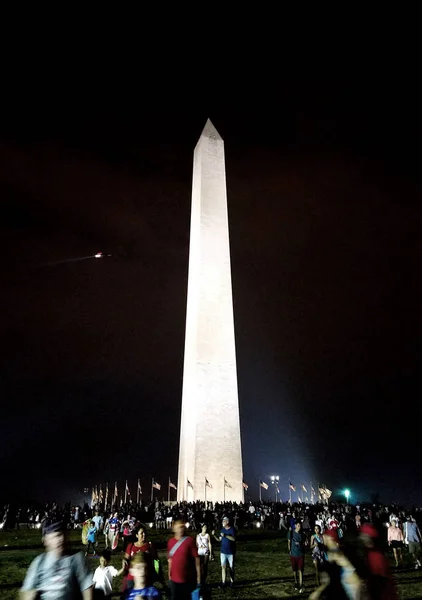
[290,556,304,572]
[408,541,421,555]
[220,553,234,568]
[391,540,403,549]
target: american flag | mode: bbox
[260,480,269,490]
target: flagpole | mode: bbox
[259,480,262,502]
[151,478,153,502]
[124,481,127,505]
[289,480,292,505]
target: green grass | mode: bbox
[1,528,421,599]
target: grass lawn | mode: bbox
[0,528,421,599]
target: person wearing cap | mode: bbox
[20,520,93,599]
[212,516,236,589]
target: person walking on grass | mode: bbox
[196,523,212,584]
[404,515,422,570]
[168,519,201,600]
[288,521,305,594]
[212,516,236,589]
[387,520,404,568]
[310,524,325,586]
[86,521,98,556]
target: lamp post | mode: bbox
[344,489,350,504]
[270,475,280,502]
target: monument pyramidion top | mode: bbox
[200,118,223,141]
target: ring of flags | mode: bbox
[88,478,331,504]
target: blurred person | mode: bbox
[287,521,305,594]
[327,514,339,530]
[387,520,404,567]
[196,523,212,583]
[126,552,162,599]
[360,523,398,600]
[212,516,237,589]
[279,511,288,530]
[20,520,93,599]
[168,519,200,600]
[315,513,325,532]
[92,549,125,599]
[310,529,363,600]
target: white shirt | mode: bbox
[93,565,119,595]
[196,533,210,555]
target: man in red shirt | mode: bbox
[168,519,200,600]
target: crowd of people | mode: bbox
[5,498,421,599]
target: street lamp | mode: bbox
[270,475,280,502]
[344,489,350,504]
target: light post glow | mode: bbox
[344,489,350,504]
[270,475,280,501]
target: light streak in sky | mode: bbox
[37,253,112,268]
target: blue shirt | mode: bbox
[128,586,162,599]
[405,521,421,543]
[87,526,97,542]
[220,526,236,555]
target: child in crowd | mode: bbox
[93,549,126,598]
[126,552,162,599]
[87,521,98,556]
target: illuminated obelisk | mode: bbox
[177,119,243,503]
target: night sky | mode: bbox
[1,78,420,506]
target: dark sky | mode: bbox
[1,78,421,506]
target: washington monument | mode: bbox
[177,120,244,503]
